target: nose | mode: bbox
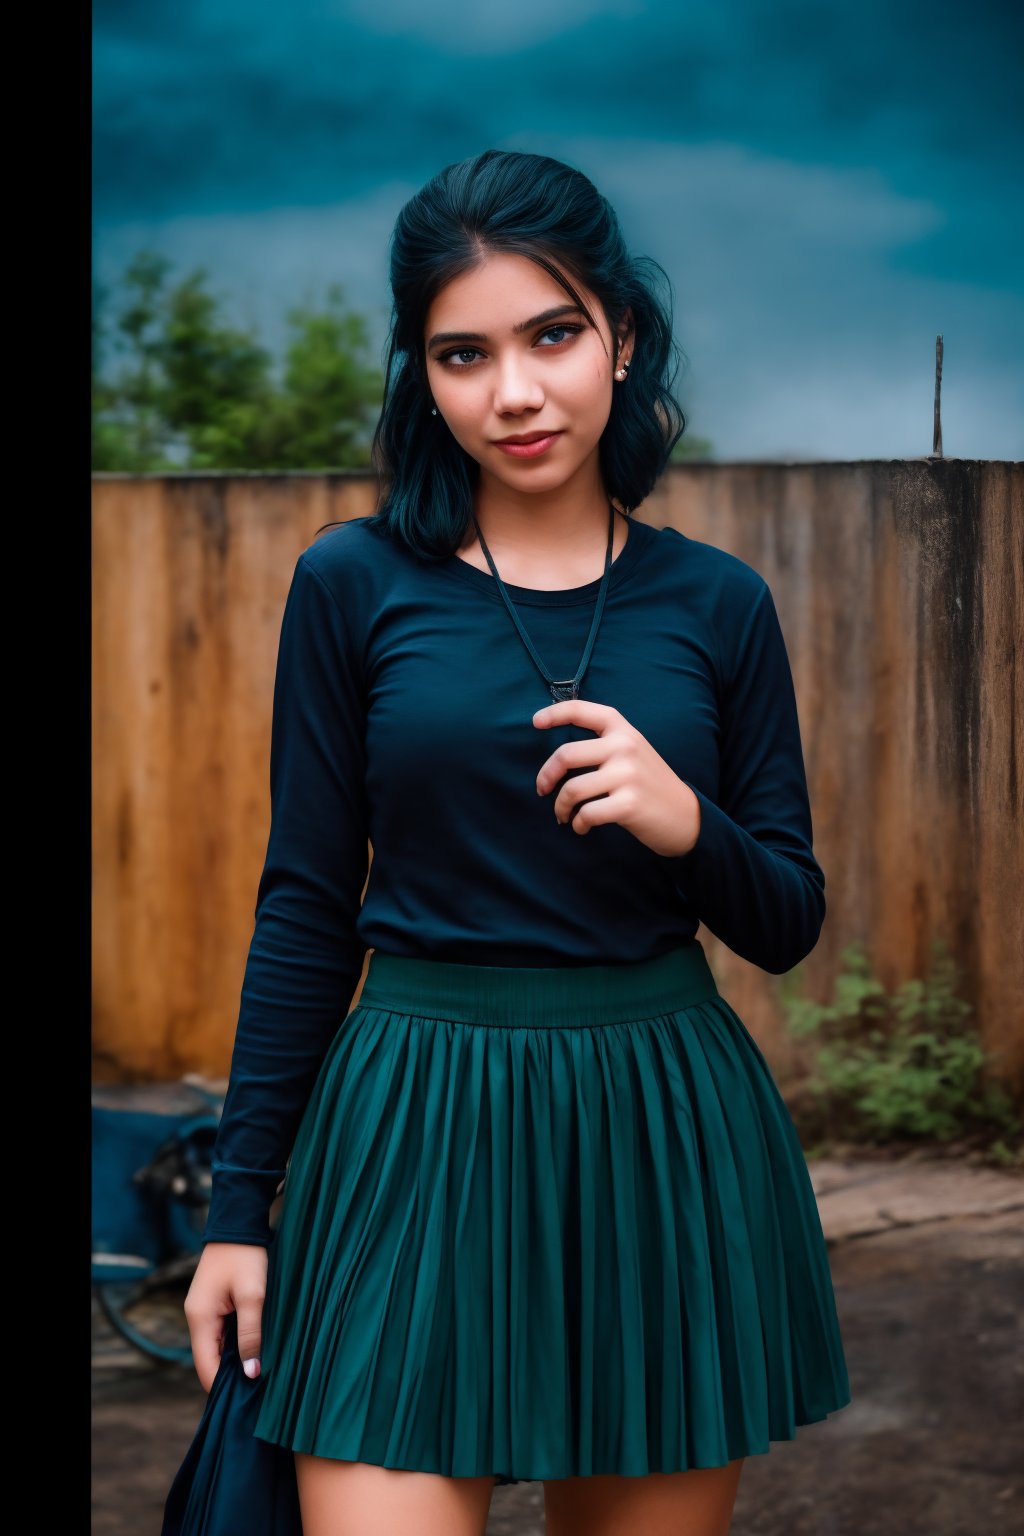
[492,352,545,417]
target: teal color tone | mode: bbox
[252,941,852,1485]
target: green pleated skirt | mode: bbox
[253,941,852,1484]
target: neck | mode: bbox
[464,460,623,584]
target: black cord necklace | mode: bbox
[469,500,618,703]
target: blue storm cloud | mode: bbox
[93,0,1024,458]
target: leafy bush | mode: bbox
[779,939,1021,1158]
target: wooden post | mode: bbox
[932,333,943,458]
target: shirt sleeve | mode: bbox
[201,551,370,1246]
[666,579,825,974]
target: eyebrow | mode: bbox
[426,304,588,350]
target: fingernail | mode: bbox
[243,1358,261,1379]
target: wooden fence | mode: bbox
[92,461,1023,1094]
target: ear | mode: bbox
[615,306,635,367]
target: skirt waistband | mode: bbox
[357,941,720,1029]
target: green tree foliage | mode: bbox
[669,433,715,462]
[93,255,180,471]
[267,288,387,471]
[92,252,384,471]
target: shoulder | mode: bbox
[292,515,406,624]
[654,524,770,610]
[297,515,387,587]
[650,525,781,690]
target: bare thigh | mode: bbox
[543,1459,745,1536]
[294,1453,497,1536]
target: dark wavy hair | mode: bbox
[333,149,687,561]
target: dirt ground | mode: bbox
[92,1156,1023,1535]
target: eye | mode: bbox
[439,346,485,368]
[536,324,583,346]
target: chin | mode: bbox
[498,469,578,495]
[491,450,591,488]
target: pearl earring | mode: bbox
[431,406,437,415]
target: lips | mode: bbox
[495,431,562,444]
[493,431,564,458]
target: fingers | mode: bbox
[533,699,618,733]
[235,1284,265,1380]
[187,1310,226,1395]
[562,784,630,834]
[549,763,618,822]
[536,735,610,796]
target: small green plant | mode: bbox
[779,939,1022,1157]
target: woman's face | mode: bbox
[423,251,632,496]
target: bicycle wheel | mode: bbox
[94,1252,198,1365]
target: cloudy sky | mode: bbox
[93,0,1023,460]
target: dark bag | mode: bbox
[162,1310,302,1535]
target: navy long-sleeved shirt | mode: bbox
[202,511,825,1246]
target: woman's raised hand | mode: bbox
[533,698,702,857]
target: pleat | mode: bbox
[253,991,852,1480]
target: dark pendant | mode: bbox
[549,679,580,702]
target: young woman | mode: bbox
[180,149,852,1536]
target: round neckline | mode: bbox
[440,513,652,607]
